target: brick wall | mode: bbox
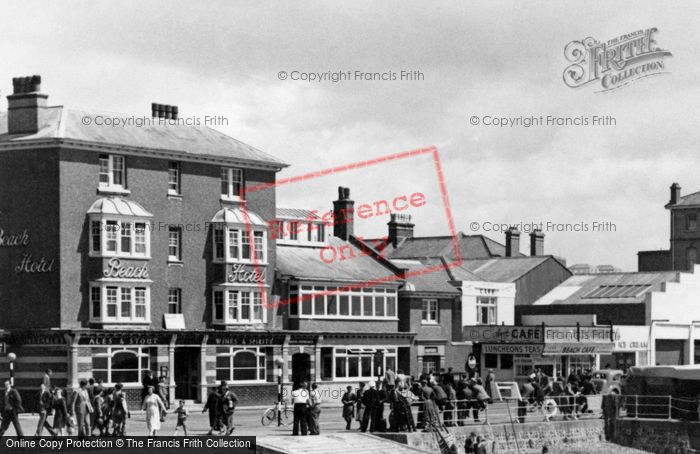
[612,419,698,453]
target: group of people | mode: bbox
[290,382,322,435]
[202,381,239,436]
[521,368,598,420]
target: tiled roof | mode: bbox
[275,208,321,220]
[451,256,555,283]
[276,237,399,284]
[0,109,287,169]
[533,271,680,306]
[669,191,700,208]
[380,232,524,260]
[390,259,460,294]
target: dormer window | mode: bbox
[99,154,128,193]
[221,167,243,201]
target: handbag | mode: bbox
[160,409,167,423]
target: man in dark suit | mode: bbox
[71,379,94,437]
[35,383,56,436]
[0,379,24,437]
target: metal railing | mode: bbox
[617,394,699,421]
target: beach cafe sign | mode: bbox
[464,325,617,344]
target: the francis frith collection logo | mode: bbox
[563,27,672,92]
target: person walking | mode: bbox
[421,387,440,431]
[484,369,496,403]
[389,380,415,432]
[35,383,56,436]
[220,383,239,435]
[91,390,106,436]
[0,379,24,437]
[51,387,69,436]
[468,380,489,422]
[307,383,322,435]
[141,371,156,404]
[291,382,310,436]
[384,368,396,393]
[361,381,382,432]
[203,387,222,435]
[157,376,169,410]
[42,369,53,389]
[173,399,189,436]
[443,381,456,427]
[355,382,365,429]
[142,386,166,436]
[341,385,357,430]
[111,383,130,437]
[71,379,94,437]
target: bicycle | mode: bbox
[261,401,292,426]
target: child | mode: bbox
[174,400,189,436]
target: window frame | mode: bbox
[168,161,181,195]
[212,288,266,324]
[330,347,397,381]
[91,347,151,385]
[98,154,128,192]
[89,283,151,324]
[476,295,497,325]
[288,285,397,320]
[214,347,266,384]
[421,299,439,324]
[211,224,268,265]
[168,226,182,262]
[220,167,244,201]
[168,288,182,314]
[89,217,151,259]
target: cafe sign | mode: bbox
[463,326,543,344]
[103,257,149,279]
[227,263,266,284]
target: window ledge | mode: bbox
[220,195,244,203]
[421,321,440,326]
[90,320,152,326]
[89,253,151,260]
[98,186,131,196]
[167,260,184,266]
[167,193,183,200]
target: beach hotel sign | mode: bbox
[563,28,672,92]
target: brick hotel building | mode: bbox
[0,75,289,406]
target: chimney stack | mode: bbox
[151,103,179,120]
[7,75,48,135]
[529,229,545,256]
[388,213,414,247]
[332,187,354,240]
[505,227,520,257]
[670,182,681,205]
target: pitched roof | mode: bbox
[533,271,680,306]
[275,208,321,220]
[390,259,460,294]
[450,256,555,283]
[0,108,287,169]
[276,236,399,284]
[666,190,700,208]
[380,232,524,260]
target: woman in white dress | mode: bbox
[141,386,166,436]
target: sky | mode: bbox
[2,0,699,270]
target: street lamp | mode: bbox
[7,352,16,387]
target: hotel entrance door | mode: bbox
[174,348,200,401]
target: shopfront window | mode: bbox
[329,347,397,380]
[215,347,266,382]
[288,284,397,320]
[212,288,266,324]
[92,347,151,384]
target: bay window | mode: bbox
[289,285,397,319]
[90,283,151,324]
[90,218,151,259]
[215,347,266,382]
[212,288,266,324]
[212,224,267,264]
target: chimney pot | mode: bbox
[333,187,354,240]
[164,104,173,120]
[529,229,545,256]
[670,182,681,205]
[172,106,179,120]
[7,75,48,134]
[388,213,414,247]
[505,227,521,257]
